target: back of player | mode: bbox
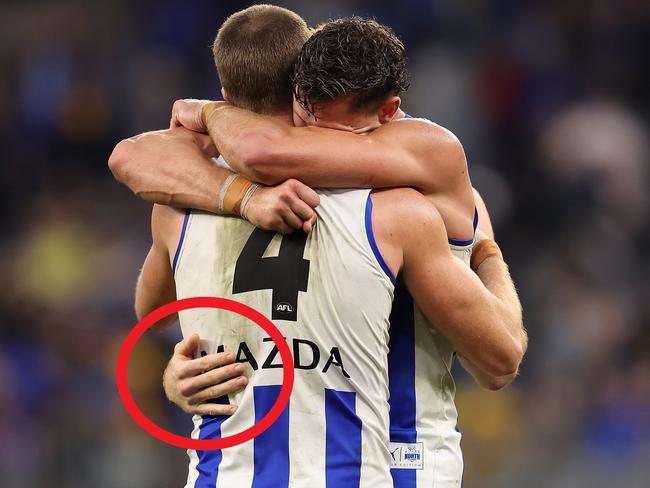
[174,189,395,488]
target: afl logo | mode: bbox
[276,302,294,314]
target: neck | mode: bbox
[264,110,294,125]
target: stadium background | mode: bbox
[1,0,648,486]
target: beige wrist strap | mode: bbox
[219,174,254,215]
[200,102,219,128]
[470,239,504,272]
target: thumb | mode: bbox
[174,333,200,358]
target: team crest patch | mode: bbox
[388,442,424,469]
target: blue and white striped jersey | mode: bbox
[174,189,396,487]
[386,220,476,488]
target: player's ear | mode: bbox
[378,96,401,124]
[221,88,230,103]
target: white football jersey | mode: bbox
[387,235,474,488]
[174,189,396,488]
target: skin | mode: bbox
[121,97,526,414]
[135,185,524,414]
[158,188,516,415]
[176,95,477,242]
[109,122,320,235]
[116,15,526,413]
[112,92,477,240]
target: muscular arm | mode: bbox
[134,204,183,330]
[109,127,228,212]
[109,127,321,234]
[456,189,527,389]
[204,104,467,194]
[373,189,524,377]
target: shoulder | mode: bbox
[375,117,463,152]
[373,118,467,189]
[370,188,447,266]
[371,188,445,231]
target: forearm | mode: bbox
[205,104,289,183]
[205,104,421,188]
[454,257,525,389]
[109,129,231,213]
[474,256,527,354]
[404,226,523,376]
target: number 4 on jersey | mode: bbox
[233,228,310,321]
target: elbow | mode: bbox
[108,139,134,183]
[481,373,516,391]
[490,338,523,378]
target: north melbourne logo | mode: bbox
[275,302,294,314]
[388,442,424,470]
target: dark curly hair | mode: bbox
[293,17,410,116]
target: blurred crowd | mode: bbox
[1,1,648,487]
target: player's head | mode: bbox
[292,17,410,131]
[213,4,311,114]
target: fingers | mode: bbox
[193,402,238,417]
[169,99,209,132]
[291,180,320,208]
[189,376,248,405]
[289,197,316,222]
[281,207,304,230]
[170,100,183,129]
[179,351,237,378]
[181,362,246,395]
[174,334,200,358]
[303,214,318,233]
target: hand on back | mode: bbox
[246,179,320,234]
[163,334,248,416]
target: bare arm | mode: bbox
[456,189,527,389]
[134,204,182,330]
[373,189,524,377]
[109,127,321,234]
[202,103,467,194]
[109,127,228,212]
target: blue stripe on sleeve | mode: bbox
[172,208,192,274]
[365,193,396,284]
[388,282,417,487]
[252,385,290,488]
[194,396,229,488]
[325,389,362,488]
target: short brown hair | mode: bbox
[294,17,410,116]
[213,5,311,114]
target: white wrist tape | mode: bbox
[239,183,261,219]
[218,173,238,213]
